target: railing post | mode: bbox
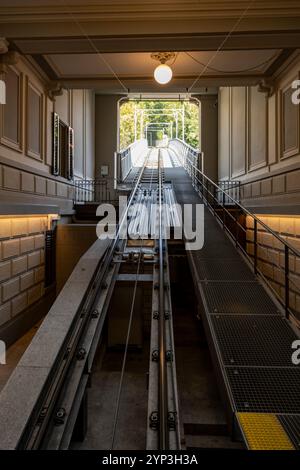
[254,219,258,275]
[235,210,239,247]
[211,183,215,216]
[222,192,225,228]
[114,151,118,189]
[285,245,290,319]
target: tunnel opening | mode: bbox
[119,98,200,151]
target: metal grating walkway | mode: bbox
[201,281,279,315]
[164,156,300,450]
[212,315,299,367]
[226,367,300,414]
[278,415,300,449]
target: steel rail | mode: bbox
[111,149,158,448]
[158,150,168,450]
[18,153,150,449]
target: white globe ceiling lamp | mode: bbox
[151,52,175,85]
[154,64,173,85]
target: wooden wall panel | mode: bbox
[45,97,53,167]
[85,90,95,179]
[268,93,277,165]
[218,87,230,180]
[72,89,84,178]
[27,82,42,159]
[231,87,246,178]
[54,89,69,125]
[248,86,268,171]
[1,67,21,150]
[281,84,299,160]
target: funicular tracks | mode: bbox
[146,150,180,450]
[18,148,180,450]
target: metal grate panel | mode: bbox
[278,415,300,450]
[196,259,255,281]
[202,281,279,315]
[226,367,300,414]
[195,239,241,259]
[212,315,299,367]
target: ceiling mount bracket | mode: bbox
[258,78,275,97]
[47,81,64,101]
[151,52,176,64]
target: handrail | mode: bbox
[74,177,118,204]
[116,138,148,183]
[170,139,300,322]
[169,138,204,173]
[218,180,241,204]
[186,156,300,258]
[170,137,200,153]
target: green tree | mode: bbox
[119,100,199,150]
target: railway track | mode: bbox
[17,148,180,450]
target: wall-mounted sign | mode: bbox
[101,165,109,176]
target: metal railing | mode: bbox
[171,139,300,324]
[74,178,112,204]
[115,138,148,184]
[169,138,204,174]
[218,180,241,204]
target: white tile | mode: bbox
[2,277,20,302]
[11,293,28,317]
[11,219,28,237]
[20,236,35,254]
[20,271,35,291]
[28,251,40,269]
[0,260,11,282]
[0,219,11,239]
[2,239,20,259]
[0,302,11,326]
[12,256,28,276]
[28,218,41,234]
[34,234,45,249]
[34,266,45,283]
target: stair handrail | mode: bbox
[186,156,300,257]
[170,139,300,321]
[115,138,148,184]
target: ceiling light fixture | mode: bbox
[151,52,175,85]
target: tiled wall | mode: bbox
[0,216,48,327]
[240,169,300,203]
[0,165,75,201]
[246,215,300,316]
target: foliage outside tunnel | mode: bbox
[119,100,200,150]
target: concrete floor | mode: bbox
[0,322,41,393]
[72,345,150,450]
